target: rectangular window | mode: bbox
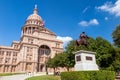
[28,38,33,44]
[14,45,18,49]
[0,51,4,56]
[12,58,17,63]
[76,55,81,62]
[6,51,11,56]
[13,52,17,56]
[5,58,10,63]
[27,47,30,52]
[56,43,60,48]
[86,56,92,61]
[30,48,33,52]
[27,47,33,52]
[0,58,3,63]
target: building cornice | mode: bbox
[21,35,63,43]
[0,46,19,51]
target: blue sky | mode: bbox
[0,0,120,47]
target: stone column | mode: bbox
[2,65,5,73]
[8,66,12,72]
[21,63,24,72]
[2,51,6,73]
[0,65,2,72]
[3,51,6,64]
[34,63,36,72]
[2,65,4,73]
[23,63,26,72]
[32,63,34,72]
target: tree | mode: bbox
[47,53,68,74]
[112,48,120,74]
[67,37,116,69]
[47,37,117,72]
[112,24,120,74]
[112,25,120,47]
[47,58,57,74]
[95,37,116,68]
[63,52,75,71]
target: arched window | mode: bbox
[37,45,51,72]
[38,45,51,56]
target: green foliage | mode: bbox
[112,25,120,47]
[47,36,119,72]
[112,48,120,74]
[95,37,115,68]
[61,70,115,80]
[66,37,116,69]
[112,25,120,74]
[26,75,61,80]
[63,52,75,71]
[47,58,56,68]
[47,52,75,71]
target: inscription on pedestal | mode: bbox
[74,50,99,71]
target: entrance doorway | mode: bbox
[37,45,50,72]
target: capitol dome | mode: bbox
[25,5,44,26]
[27,13,42,21]
[27,5,42,21]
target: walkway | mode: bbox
[0,72,46,80]
[116,76,120,80]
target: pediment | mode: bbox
[40,28,55,35]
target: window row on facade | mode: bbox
[0,57,17,64]
[39,49,50,55]
[0,51,18,57]
[39,57,49,63]
[26,20,42,25]
[0,65,16,72]
[27,47,33,53]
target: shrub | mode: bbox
[61,70,115,80]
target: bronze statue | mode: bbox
[75,32,89,47]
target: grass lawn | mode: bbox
[26,75,61,80]
[0,73,23,76]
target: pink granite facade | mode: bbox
[0,5,63,73]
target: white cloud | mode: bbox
[79,21,88,26]
[57,36,73,48]
[105,17,108,20]
[96,0,120,17]
[78,19,99,26]
[82,7,89,13]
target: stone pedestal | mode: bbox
[74,50,99,71]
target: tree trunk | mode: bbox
[53,68,56,75]
[67,67,69,71]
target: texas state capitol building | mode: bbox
[0,6,63,73]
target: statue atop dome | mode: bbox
[34,4,38,14]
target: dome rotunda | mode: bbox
[25,5,44,26]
